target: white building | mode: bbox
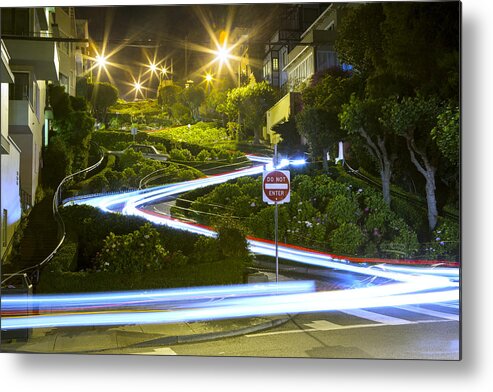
[264,3,345,143]
[0,7,59,261]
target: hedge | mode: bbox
[36,259,246,293]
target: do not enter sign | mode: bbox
[263,170,290,204]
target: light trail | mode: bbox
[2,284,457,330]
[0,155,459,331]
[1,281,315,313]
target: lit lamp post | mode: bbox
[134,81,142,101]
[91,54,108,83]
[43,103,54,147]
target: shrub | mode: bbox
[170,148,193,161]
[426,220,460,260]
[43,136,73,189]
[328,223,365,255]
[196,149,212,161]
[326,194,361,226]
[94,224,170,272]
[37,260,245,293]
[46,240,78,272]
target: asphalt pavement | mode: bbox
[0,271,293,355]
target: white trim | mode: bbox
[300,3,334,40]
[283,45,310,72]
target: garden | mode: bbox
[36,205,251,293]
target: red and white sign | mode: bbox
[263,170,290,204]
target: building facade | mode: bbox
[264,3,345,143]
[262,4,327,90]
[0,7,60,261]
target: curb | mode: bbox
[129,316,292,349]
[2,317,292,355]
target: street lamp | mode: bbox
[95,54,107,68]
[149,62,158,73]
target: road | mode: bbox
[1,156,459,359]
[111,301,459,359]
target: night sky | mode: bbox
[75,4,289,98]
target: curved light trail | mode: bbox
[2,156,459,330]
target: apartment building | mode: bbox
[264,3,346,143]
[0,7,59,261]
[53,7,92,97]
[1,39,21,262]
[262,4,327,90]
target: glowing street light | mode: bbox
[95,54,107,68]
[205,73,213,83]
[134,82,142,92]
[149,62,158,73]
[214,45,232,65]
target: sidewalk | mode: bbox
[1,271,294,355]
[1,315,290,354]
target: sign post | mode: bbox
[262,149,290,283]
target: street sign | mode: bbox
[263,170,290,204]
[130,127,138,136]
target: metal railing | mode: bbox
[1,143,105,287]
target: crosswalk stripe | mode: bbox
[397,305,459,321]
[340,309,410,325]
[136,347,177,355]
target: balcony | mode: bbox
[8,100,38,135]
[264,92,301,142]
[1,40,14,84]
[3,39,59,81]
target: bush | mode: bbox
[170,148,193,161]
[37,259,245,293]
[326,194,361,226]
[94,224,170,272]
[46,240,78,272]
[43,136,73,189]
[196,149,212,161]
[328,223,365,255]
[426,220,460,260]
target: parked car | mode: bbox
[108,144,169,162]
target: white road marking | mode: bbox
[397,305,460,321]
[340,309,410,325]
[245,320,455,338]
[304,320,345,331]
[136,347,177,355]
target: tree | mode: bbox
[383,95,444,231]
[431,105,460,166]
[49,85,71,121]
[295,68,358,170]
[296,107,332,171]
[181,85,205,121]
[218,81,276,144]
[340,95,400,205]
[88,82,119,124]
[336,1,460,219]
[158,84,182,116]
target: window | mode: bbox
[9,72,30,101]
[1,8,30,36]
[317,51,338,72]
[2,209,7,247]
[282,50,288,69]
[272,58,279,71]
